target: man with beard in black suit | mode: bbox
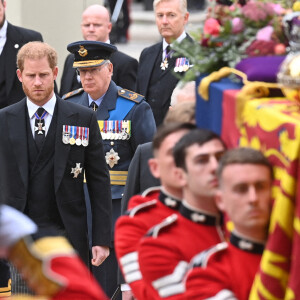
[0,0,43,109]
[60,4,137,97]
[136,0,193,127]
[0,41,112,294]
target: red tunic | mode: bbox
[50,255,108,300]
[138,203,225,299]
[184,233,264,300]
[115,187,181,299]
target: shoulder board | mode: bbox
[145,214,178,238]
[189,242,228,269]
[118,88,144,104]
[127,199,157,217]
[62,88,84,100]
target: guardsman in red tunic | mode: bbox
[0,205,108,300]
[137,129,226,299]
[115,123,196,299]
[182,147,273,300]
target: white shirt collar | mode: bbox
[162,31,187,51]
[88,93,106,107]
[0,20,8,38]
[27,94,57,119]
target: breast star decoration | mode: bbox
[105,148,120,168]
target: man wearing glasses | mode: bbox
[64,40,156,299]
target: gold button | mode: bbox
[111,141,114,146]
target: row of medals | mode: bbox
[63,133,89,147]
[174,57,190,73]
[101,129,130,140]
[62,125,89,147]
[161,58,190,72]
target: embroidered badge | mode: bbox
[191,213,206,223]
[78,45,88,57]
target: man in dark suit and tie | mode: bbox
[136,0,193,127]
[60,4,138,97]
[0,0,43,109]
[0,41,112,292]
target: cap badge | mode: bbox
[78,45,88,57]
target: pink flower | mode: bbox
[229,4,236,12]
[203,18,221,37]
[270,3,285,15]
[242,1,275,22]
[256,25,273,41]
[232,17,244,34]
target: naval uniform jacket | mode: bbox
[135,35,193,126]
[59,50,138,97]
[66,81,156,201]
[0,22,43,108]
[0,96,112,264]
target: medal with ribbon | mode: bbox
[69,126,76,145]
[34,109,47,135]
[76,126,82,146]
[160,46,174,71]
[174,57,190,73]
[62,125,71,144]
[82,127,89,147]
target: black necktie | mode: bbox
[166,45,171,56]
[91,101,98,111]
[34,107,46,151]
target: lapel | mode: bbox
[141,42,162,95]
[54,97,80,193]
[76,91,90,107]
[96,81,119,120]
[64,54,78,92]
[5,23,21,95]
[7,99,29,190]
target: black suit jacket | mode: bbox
[0,96,112,264]
[121,142,160,214]
[59,50,138,96]
[136,35,193,126]
[0,23,43,108]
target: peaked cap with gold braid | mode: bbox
[67,40,117,68]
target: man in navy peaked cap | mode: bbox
[64,40,156,299]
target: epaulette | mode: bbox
[189,242,228,269]
[62,88,84,100]
[118,88,144,104]
[146,214,178,238]
[127,199,157,217]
